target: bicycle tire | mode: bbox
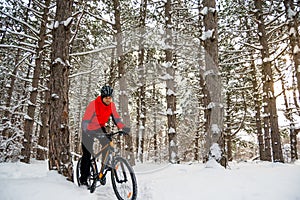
[76,158,82,186]
[76,157,97,192]
[89,159,97,193]
[111,156,138,200]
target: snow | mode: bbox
[166,88,175,96]
[287,7,296,19]
[161,61,172,68]
[201,29,214,41]
[53,57,66,66]
[203,69,214,78]
[211,124,221,135]
[263,57,271,63]
[210,143,222,160]
[168,127,175,134]
[24,114,33,121]
[54,21,59,29]
[51,93,59,99]
[200,7,216,16]
[207,102,216,109]
[160,73,173,80]
[0,160,300,200]
[64,17,73,27]
[293,45,300,54]
[166,108,173,115]
[200,7,209,15]
[289,27,296,36]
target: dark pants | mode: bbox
[80,131,109,182]
[80,143,91,182]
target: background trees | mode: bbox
[0,0,299,177]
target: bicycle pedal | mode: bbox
[89,184,96,193]
[100,176,107,185]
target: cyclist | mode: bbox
[80,85,130,186]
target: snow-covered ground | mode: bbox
[0,159,300,200]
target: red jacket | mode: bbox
[82,96,125,132]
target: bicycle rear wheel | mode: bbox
[76,158,82,186]
[76,157,96,192]
[111,156,137,200]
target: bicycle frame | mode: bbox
[91,135,116,180]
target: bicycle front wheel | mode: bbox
[111,157,137,200]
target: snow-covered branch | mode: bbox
[70,45,116,56]
[0,10,39,37]
[0,44,35,53]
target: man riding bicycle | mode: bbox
[80,85,130,186]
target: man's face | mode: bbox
[103,96,112,105]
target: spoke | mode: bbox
[112,158,137,200]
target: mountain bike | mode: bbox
[76,131,137,200]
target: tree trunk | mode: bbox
[241,15,268,161]
[202,0,226,167]
[3,56,18,136]
[37,76,50,161]
[164,0,178,164]
[136,96,141,157]
[74,75,84,155]
[283,0,299,162]
[152,82,158,162]
[249,57,267,160]
[22,0,50,163]
[112,0,135,165]
[48,0,73,179]
[198,51,210,162]
[108,38,117,86]
[224,81,233,161]
[254,0,283,162]
[136,0,147,163]
[284,0,300,100]
[3,0,32,123]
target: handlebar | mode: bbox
[107,130,128,137]
[96,130,128,139]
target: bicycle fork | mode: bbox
[114,160,128,183]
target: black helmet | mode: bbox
[101,85,113,97]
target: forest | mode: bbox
[0,0,299,181]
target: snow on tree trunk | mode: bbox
[48,0,73,180]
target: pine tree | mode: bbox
[164,0,178,164]
[22,0,51,164]
[202,0,226,167]
[48,0,73,179]
[254,0,284,162]
[283,0,300,161]
[112,0,135,165]
[136,0,148,163]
